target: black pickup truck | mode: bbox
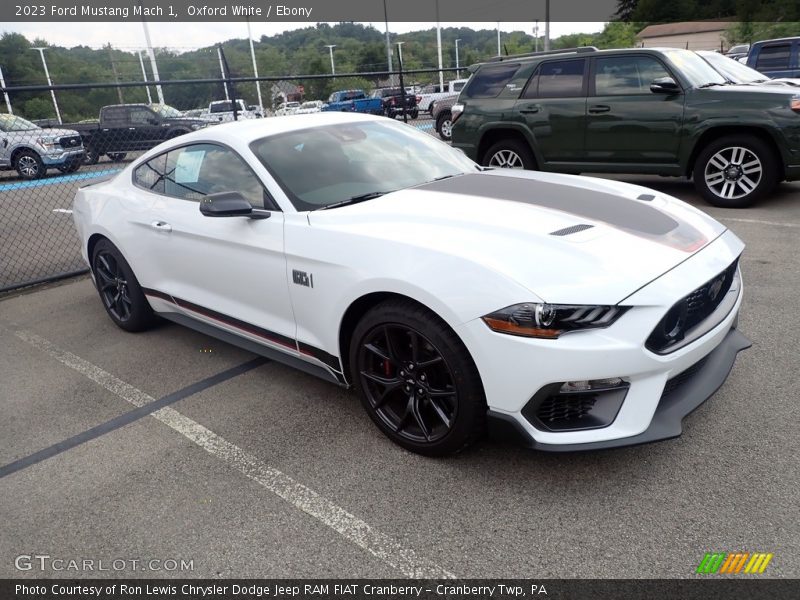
[370,88,419,119]
[63,104,208,164]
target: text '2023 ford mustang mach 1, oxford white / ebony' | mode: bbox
[73,112,750,456]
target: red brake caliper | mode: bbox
[383,359,392,377]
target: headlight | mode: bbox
[37,137,58,149]
[482,303,629,339]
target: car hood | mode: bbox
[41,128,81,138]
[307,170,727,305]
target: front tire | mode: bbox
[91,239,156,332]
[693,135,778,208]
[436,111,453,141]
[83,147,100,165]
[482,139,536,170]
[350,299,486,456]
[14,150,46,180]
[107,152,127,162]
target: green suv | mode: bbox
[451,47,800,208]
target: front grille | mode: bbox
[646,259,738,354]
[537,395,596,424]
[58,135,82,148]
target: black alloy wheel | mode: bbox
[91,239,156,332]
[351,300,486,455]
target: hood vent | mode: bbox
[550,224,594,237]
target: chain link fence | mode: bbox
[0,67,459,293]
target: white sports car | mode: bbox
[73,112,750,455]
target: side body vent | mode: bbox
[550,223,594,237]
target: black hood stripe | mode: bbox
[418,173,707,251]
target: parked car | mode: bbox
[725,43,750,61]
[430,94,459,140]
[697,50,800,87]
[322,90,384,114]
[451,46,800,208]
[746,37,800,78]
[0,113,84,179]
[205,99,262,122]
[63,104,208,165]
[295,100,326,114]
[417,79,470,113]
[370,88,419,119]
[275,101,302,116]
[73,112,749,455]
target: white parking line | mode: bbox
[720,217,800,228]
[13,329,455,579]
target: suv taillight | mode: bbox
[791,96,800,113]
[451,103,464,124]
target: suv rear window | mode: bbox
[464,64,520,98]
[756,44,791,70]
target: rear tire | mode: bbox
[693,134,777,208]
[57,158,81,174]
[350,299,486,456]
[91,239,156,332]
[83,147,100,165]
[107,152,127,162]
[436,111,453,141]
[482,139,536,170]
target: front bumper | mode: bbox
[41,148,85,166]
[487,327,751,451]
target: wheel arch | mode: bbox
[477,127,539,168]
[338,291,463,386]
[10,145,40,164]
[687,126,784,180]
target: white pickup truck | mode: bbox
[416,79,469,114]
[203,99,262,123]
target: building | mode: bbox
[636,20,736,52]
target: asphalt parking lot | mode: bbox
[2,169,799,579]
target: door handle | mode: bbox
[519,106,540,114]
[151,220,172,232]
[589,105,611,114]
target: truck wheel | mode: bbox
[693,134,778,208]
[83,147,100,165]
[57,159,81,174]
[107,153,127,162]
[482,140,536,170]
[14,150,46,180]
[437,111,453,141]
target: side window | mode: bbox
[756,44,791,70]
[453,81,466,92]
[464,64,520,98]
[163,144,266,209]
[102,107,127,126]
[133,152,168,194]
[594,56,671,95]
[129,107,155,125]
[526,59,586,98]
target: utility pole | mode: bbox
[106,44,124,104]
[496,23,501,56]
[534,21,539,52]
[246,19,264,114]
[383,0,392,72]
[325,45,336,75]
[141,18,164,104]
[217,46,230,101]
[396,41,405,64]
[435,0,443,91]
[455,39,461,73]
[31,47,61,124]
[0,66,13,114]
[544,0,550,51]
[138,50,152,104]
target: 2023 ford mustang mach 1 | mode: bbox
[73,112,750,455]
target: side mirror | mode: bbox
[199,191,270,220]
[650,77,681,94]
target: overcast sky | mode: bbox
[4,21,604,51]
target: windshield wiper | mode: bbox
[316,190,392,210]
[698,82,726,88]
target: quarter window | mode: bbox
[133,153,167,194]
[128,107,156,125]
[594,56,671,95]
[464,64,520,98]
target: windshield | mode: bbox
[150,104,183,118]
[301,102,319,108]
[250,119,477,211]
[0,114,40,132]
[698,51,767,84]
[663,49,727,87]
